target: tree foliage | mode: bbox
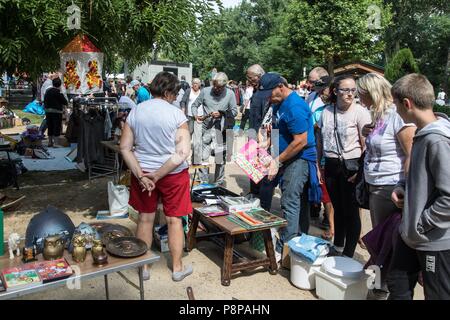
[282,0,392,76]
[384,48,420,83]
[0,0,220,78]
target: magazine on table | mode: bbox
[32,258,74,283]
[233,139,273,184]
[196,205,229,217]
[1,266,42,292]
[228,208,286,230]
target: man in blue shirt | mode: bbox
[259,72,321,257]
[131,80,151,104]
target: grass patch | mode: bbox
[9,105,44,125]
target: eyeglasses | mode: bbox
[338,88,357,95]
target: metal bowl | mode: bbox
[105,237,148,258]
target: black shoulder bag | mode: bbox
[333,104,360,177]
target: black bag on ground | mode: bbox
[0,161,14,189]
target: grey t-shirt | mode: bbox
[126,98,188,174]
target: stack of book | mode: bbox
[228,208,286,230]
[0,258,73,292]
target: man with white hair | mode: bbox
[191,72,238,185]
[131,79,151,104]
[305,66,329,113]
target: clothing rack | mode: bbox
[71,97,120,182]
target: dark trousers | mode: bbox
[387,234,450,300]
[251,176,280,212]
[240,109,250,130]
[46,112,62,137]
[325,158,360,257]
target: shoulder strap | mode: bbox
[333,104,344,159]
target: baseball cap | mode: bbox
[130,80,140,87]
[313,76,332,90]
[259,72,284,91]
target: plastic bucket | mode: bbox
[290,252,327,290]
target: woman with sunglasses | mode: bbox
[317,75,372,257]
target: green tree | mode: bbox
[0,0,220,78]
[384,48,420,83]
[283,0,392,76]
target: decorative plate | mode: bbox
[105,236,148,258]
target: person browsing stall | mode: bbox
[259,72,321,260]
[120,71,193,282]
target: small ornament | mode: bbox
[8,233,21,260]
[22,246,37,263]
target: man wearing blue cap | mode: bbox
[259,72,322,259]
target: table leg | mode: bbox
[187,211,200,252]
[104,274,110,300]
[221,233,233,286]
[263,229,278,275]
[138,267,145,300]
[190,169,197,192]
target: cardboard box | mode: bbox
[282,243,290,270]
[154,225,170,253]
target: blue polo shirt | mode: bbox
[273,92,316,161]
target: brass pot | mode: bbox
[71,235,87,263]
[43,235,65,260]
[92,240,108,266]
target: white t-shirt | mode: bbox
[243,86,254,110]
[319,103,372,159]
[437,91,446,101]
[306,91,325,113]
[364,107,415,185]
[126,98,188,174]
[187,89,202,117]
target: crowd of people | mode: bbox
[36,64,450,300]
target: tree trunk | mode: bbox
[327,57,334,78]
[123,60,129,77]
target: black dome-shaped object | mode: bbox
[25,205,75,252]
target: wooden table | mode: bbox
[0,246,160,300]
[187,204,287,286]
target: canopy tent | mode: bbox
[60,34,104,95]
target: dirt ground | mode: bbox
[0,130,425,300]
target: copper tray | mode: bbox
[89,223,133,245]
[105,236,148,258]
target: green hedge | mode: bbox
[434,104,450,117]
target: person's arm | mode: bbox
[119,123,154,194]
[228,90,238,118]
[396,126,415,177]
[417,141,450,233]
[144,122,191,182]
[267,132,308,180]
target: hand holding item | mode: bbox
[362,122,375,137]
[211,111,221,118]
[267,159,279,181]
[195,116,204,123]
[391,186,405,209]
